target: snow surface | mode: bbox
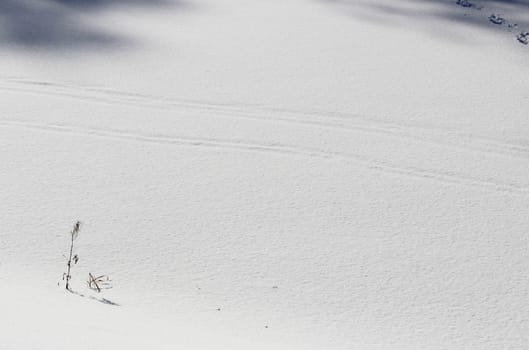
[1,0,529,349]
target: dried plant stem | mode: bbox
[65,233,74,290]
[88,272,111,293]
[65,221,81,291]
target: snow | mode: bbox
[1,0,529,349]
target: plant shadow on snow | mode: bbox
[320,0,529,44]
[0,0,192,50]
[69,289,120,306]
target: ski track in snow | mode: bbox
[1,76,528,160]
[1,76,528,195]
[2,119,528,196]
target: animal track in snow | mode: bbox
[453,1,527,45]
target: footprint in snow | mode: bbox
[456,0,481,10]
[489,14,506,25]
[517,32,529,45]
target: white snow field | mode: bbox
[1,0,529,349]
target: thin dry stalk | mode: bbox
[64,221,81,291]
[87,272,111,293]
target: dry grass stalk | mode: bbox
[63,221,81,291]
[87,272,111,293]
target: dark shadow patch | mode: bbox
[0,0,192,51]
[319,0,529,45]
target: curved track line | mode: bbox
[1,78,528,160]
[0,120,331,160]
[1,119,528,195]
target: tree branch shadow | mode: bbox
[319,0,529,46]
[0,0,193,51]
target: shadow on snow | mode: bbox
[0,0,192,50]
[320,0,529,44]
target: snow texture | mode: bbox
[1,0,528,349]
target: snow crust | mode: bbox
[1,0,528,349]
